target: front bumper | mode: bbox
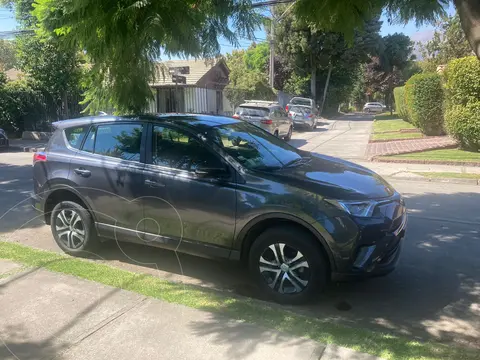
[331,212,407,281]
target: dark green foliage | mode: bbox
[405,73,444,135]
[0,79,46,133]
[444,56,480,151]
[393,86,409,121]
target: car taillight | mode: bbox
[285,105,289,112]
[232,114,240,119]
[261,119,273,124]
[33,151,47,163]
[308,114,314,118]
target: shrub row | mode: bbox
[444,56,480,151]
[393,56,480,150]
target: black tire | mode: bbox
[284,126,293,141]
[274,130,279,137]
[50,201,98,255]
[248,225,328,305]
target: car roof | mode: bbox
[52,114,240,130]
[238,100,279,108]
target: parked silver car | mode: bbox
[363,102,385,113]
[288,105,317,130]
[233,100,293,140]
[286,97,316,111]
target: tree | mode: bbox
[0,39,17,71]
[274,8,381,113]
[418,13,473,71]
[28,0,480,113]
[224,48,274,108]
[32,0,261,113]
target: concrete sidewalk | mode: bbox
[0,259,383,360]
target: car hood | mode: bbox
[272,154,395,200]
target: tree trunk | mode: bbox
[319,63,333,115]
[310,66,316,101]
[454,0,480,59]
[63,91,69,119]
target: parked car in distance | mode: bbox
[286,97,316,113]
[233,100,293,140]
[363,102,385,113]
[0,128,9,151]
[288,105,317,130]
[32,114,407,304]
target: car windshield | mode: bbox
[291,98,311,106]
[206,122,302,170]
[235,106,269,118]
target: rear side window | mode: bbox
[235,106,269,118]
[291,98,312,106]
[81,123,143,162]
[64,126,89,149]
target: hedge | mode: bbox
[444,56,480,151]
[393,86,408,122]
[445,101,480,151]
[445,56,480,106]
[405,73,444,136]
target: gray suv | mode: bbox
[233,100,293,140]
[32,114,406,304]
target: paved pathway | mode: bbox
[290,114,373,160]
[366,136,457,159]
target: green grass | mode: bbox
[372,132,423,141]
[0,241,477,360]
[390,148,480,162]
[373,114,417,134]
[415,172,480,180]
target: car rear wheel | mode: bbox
[50,201,98,255]
[284,126,293,141]
[248,225,327,304]
[274,130,279,137]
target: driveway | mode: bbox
[1,128,479,349]
[290,113,373,160]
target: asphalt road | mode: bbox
[1,123,479,348]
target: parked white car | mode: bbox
[363,102,385,113]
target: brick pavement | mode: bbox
[365,136,457,159]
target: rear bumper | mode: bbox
[31,193,45,213]
[331,214,407,282]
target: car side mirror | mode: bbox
[195,165,229,178]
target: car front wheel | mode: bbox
[50,201,98,255]
[248,225,327,304]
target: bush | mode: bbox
[0,79,45,133]
[445,102,480,152]
[444,56,480,151]
[405,73,444,136]
[445,56,480,106]
[393,86,409,122]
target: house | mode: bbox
[148,58,234,116]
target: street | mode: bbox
[1,114,479,348]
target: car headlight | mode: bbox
[326,199,377,217]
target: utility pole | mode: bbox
[269,6,275,88]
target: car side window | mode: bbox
[151,125,224,172]
[81,123,143,162]
[64,126,89,149]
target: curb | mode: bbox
[385,175,480,186]
[372,157,480,167]
[369,137,424,143]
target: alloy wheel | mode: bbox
[258,243,310,294]
[55,209,86,249]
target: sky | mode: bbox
[1,3,456,55]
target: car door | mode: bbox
[68,122,146,241]
[140,122,237,257]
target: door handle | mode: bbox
[74,168,91,177]
[145,179,165,188]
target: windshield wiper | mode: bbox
[283,156,312,168]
